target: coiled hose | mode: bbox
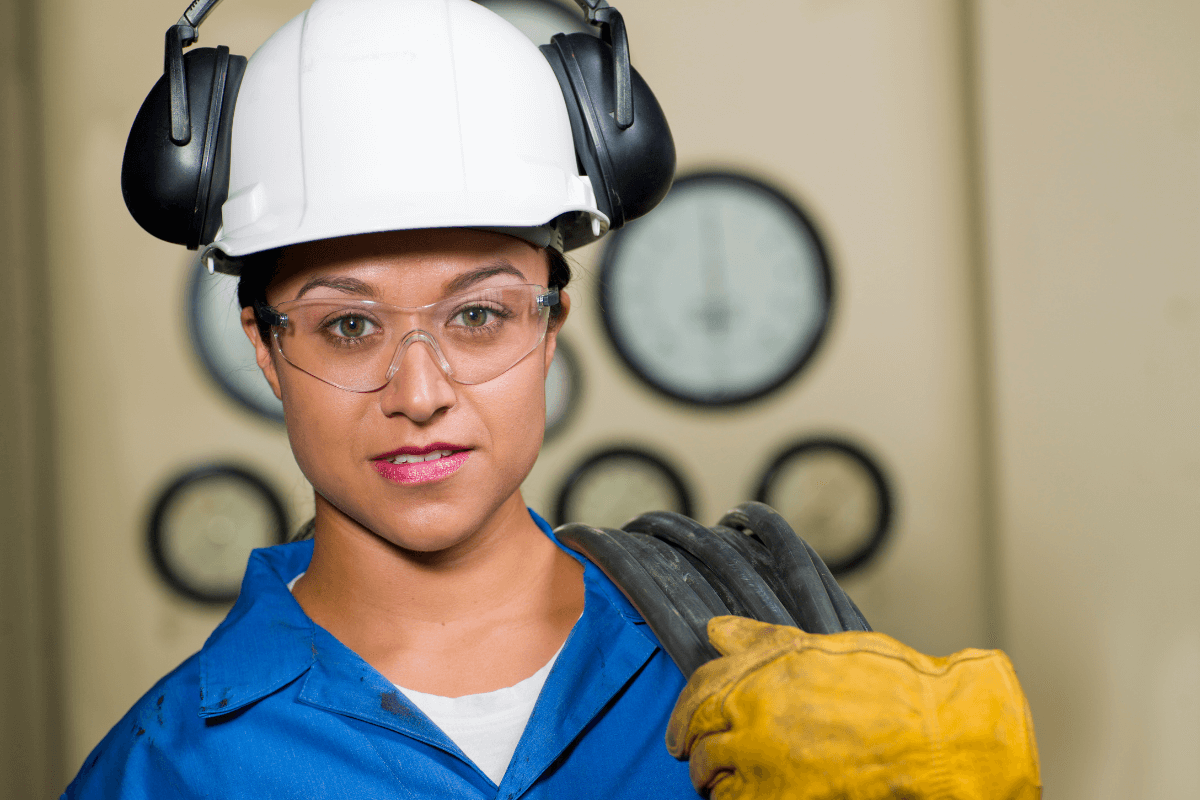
[556,501,870,678]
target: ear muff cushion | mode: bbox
[542,33,675,230]
[122,47,246,249]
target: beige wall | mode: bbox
[976,1,1200,796]
[36,0,315,773]
[0,0,64,796]
[35,0,992,778]
[525,0,990,657]
[5,0,1198,796]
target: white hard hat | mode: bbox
[210,0,607,260]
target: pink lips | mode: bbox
[372,450,471,485]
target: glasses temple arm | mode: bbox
[254,302,287,328]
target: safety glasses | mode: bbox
[255,284,558,392]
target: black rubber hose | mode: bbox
[709,524,806,624]
[794,535,871,632]
[709,520,865,632]
[719,502,844,634]
[619,531,731,618]
[624,511,796,627]
[555,523,719,677]
[716,507,866,632]
[670,545,756,619]
[609,532,726,650]
[735,501,869,632]
[558,506,872,676]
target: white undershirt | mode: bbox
[397,645,563,784]
[287,571,564,785]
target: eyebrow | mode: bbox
[290,261,529,302]
[294,276,379,300]
[443,262,528,296]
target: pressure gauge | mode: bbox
[545,336,581,441]
[474,0,594,44]
[555,447,694,528]
[148,464,288,603]
[599,172,833,406]
[186,254,284,424]
[755,438,892,576]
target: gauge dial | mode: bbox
[186,254,284,423]
[148,464,288,603]
[600,172,833,406]
[755,438,892,576]
[555,447,693,528]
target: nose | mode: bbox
[378,332,457,422]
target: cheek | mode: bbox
[276,370,364,487]
[470,353,547,470]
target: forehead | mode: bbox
[267,228,551,302]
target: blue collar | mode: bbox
[197,510,660,792]
[198,538,317,716]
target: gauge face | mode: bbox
[148,464,288,603]
[186,254,284,423]
[555,447,693,528]
[474,0,594,44]
[600,172,833,406]
[545,336,581,440]
[756,438,892,576]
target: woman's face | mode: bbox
[241,228,568,553]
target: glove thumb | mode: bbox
[706,615,805,657]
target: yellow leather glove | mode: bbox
[666,616,1041,800]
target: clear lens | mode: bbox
[269,285,553,391]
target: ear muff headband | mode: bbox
[194,46,233,245]
[542,35,627,227]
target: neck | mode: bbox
[292,492,584,695]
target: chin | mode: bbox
[309,464,524,556]
[372,501,492,554]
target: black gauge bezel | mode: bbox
[147,463,289,604]
[754,437,892,576]
[554,445,695,527]
[185,254,285,425]
[544,335,583,442]
[598,170,835,407]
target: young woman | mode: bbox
[71,1,700,793]
[69,0,1041,796]
[247,230,588,708]
[66,228,703,796]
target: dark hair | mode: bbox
[236,248,283,342]
[237,241,573,341]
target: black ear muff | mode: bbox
[122,45,247,249]
[541,32,675,231]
